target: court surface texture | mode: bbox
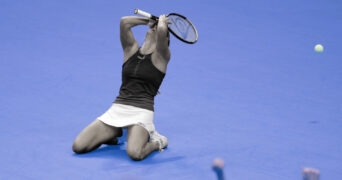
[1,0,341,179]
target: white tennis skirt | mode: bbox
[98,103,155,135]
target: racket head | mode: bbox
[167,13,198,44]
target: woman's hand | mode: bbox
[158,14,171,25]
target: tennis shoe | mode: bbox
[150,131,168,152]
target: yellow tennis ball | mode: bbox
[314,44,324,53]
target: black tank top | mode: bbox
[114,49,165,111]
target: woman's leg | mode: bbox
[72,119,122,154]
[126,125,159,161]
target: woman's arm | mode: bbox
[120,16,149,61]
[155,15,170,61]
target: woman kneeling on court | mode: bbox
[72,14,171,161]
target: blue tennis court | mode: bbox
[1,0,341,179]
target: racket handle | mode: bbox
[134,9,158,21]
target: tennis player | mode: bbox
[72,14,170,161]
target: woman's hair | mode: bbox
[149,21,170,46]
[149,21,158,29]
[167,31,170,46]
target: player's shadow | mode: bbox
[72,142,185,164]
[143,152,185,165]
[72,143,128,160]
[72,130,184,163]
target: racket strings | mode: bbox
[168,14,198,43]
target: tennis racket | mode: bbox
[134,9,198,44]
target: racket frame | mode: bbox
[167,13,198,44]
[134,9,198,44]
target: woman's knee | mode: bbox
[126,126,149,160]
[72,139,86,154]
[72,136,98,154]
[126,145,144,161]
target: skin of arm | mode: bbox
[120,16,149,61]
[155,15,170,61]
[149,15,171,73]
[120,15,171,72]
